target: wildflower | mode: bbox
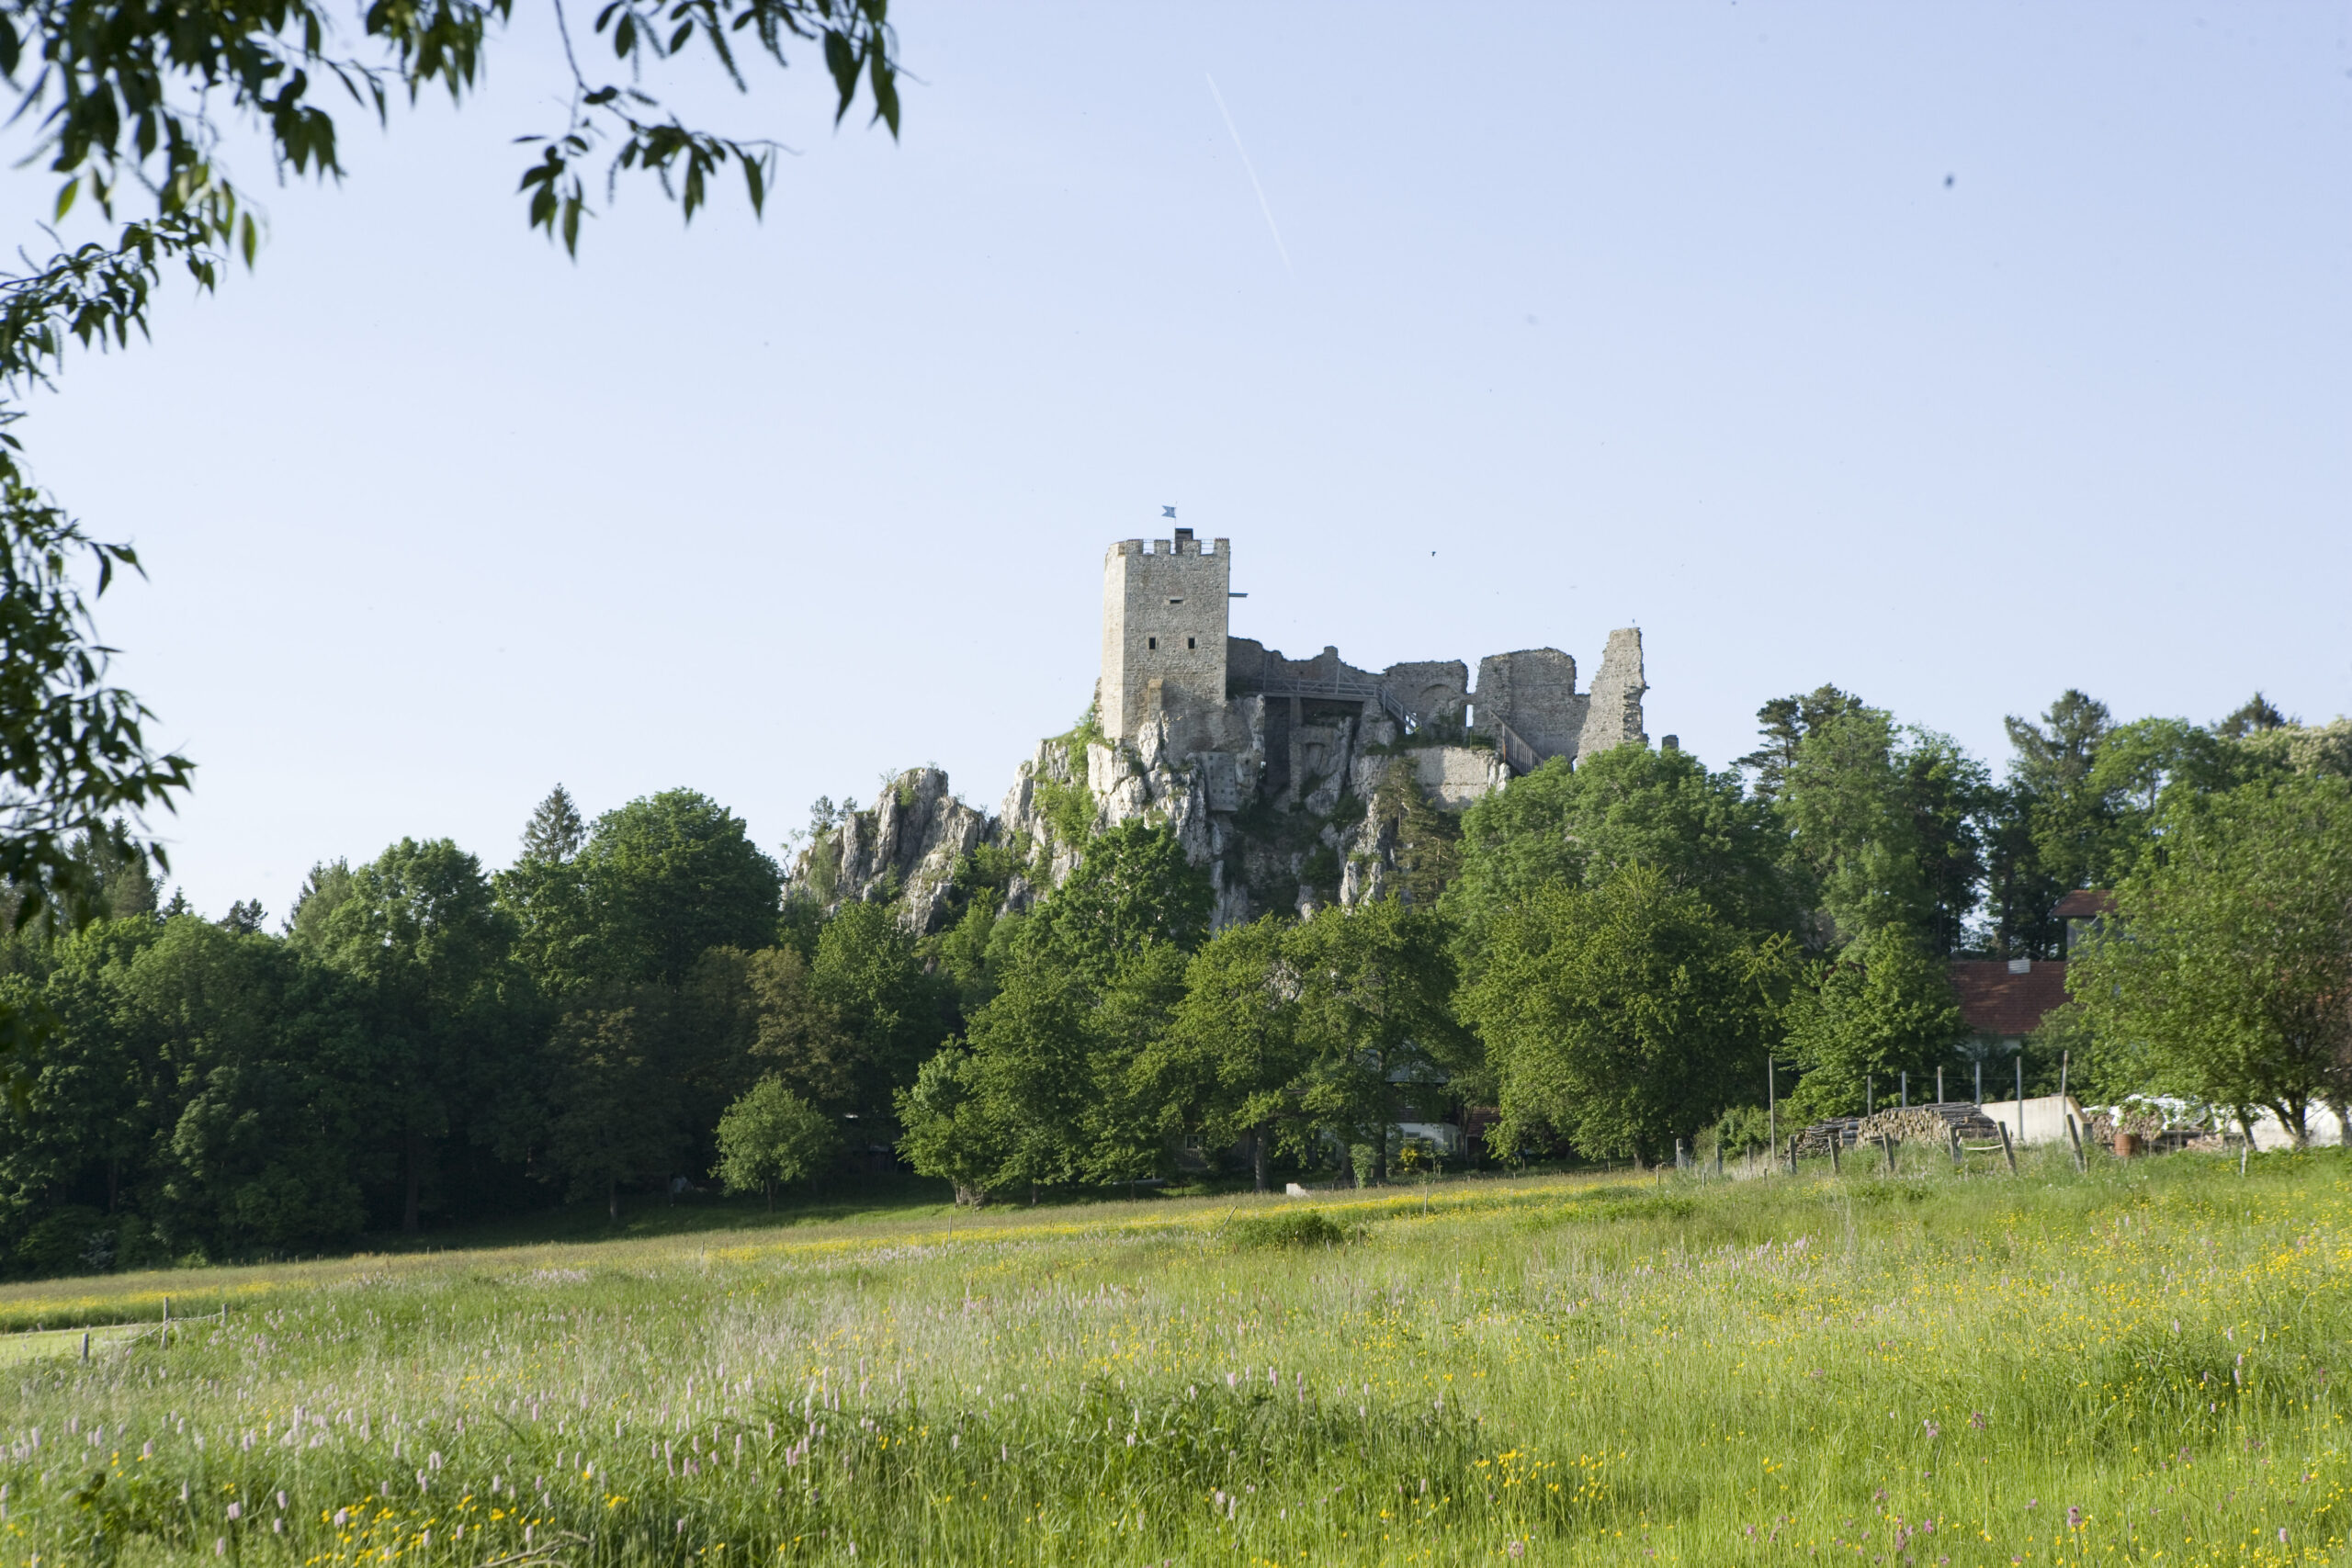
[215,1540,224,1556]
[2066,1506,2082,1529]
[1508,1543,1526,1560]
[2280,1529,2290,1544]
[277,1492,287,1510]
[226,1503,241,1521]
[1922,1420,1939,1441]
[1968,1412,1987,1430]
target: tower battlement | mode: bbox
[1113,533,1227,558]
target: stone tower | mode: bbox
[1099,529,1230,741]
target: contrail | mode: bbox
[1205,73,1293,277]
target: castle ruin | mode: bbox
[794,529,1649,931]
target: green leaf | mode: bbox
[824,29,857,121]
[614,13,634,54]
[239,213,257,268]
[869,48,899,137]
[52,180,77,221]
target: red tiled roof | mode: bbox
[2051,889,2115,919]
[1949,960,2072,1037]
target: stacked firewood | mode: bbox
[1856,1104,2005,1146]
[1795,1102,2007,1156]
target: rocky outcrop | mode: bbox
[788,767,987,933]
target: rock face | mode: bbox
[791,767,988,933]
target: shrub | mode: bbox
[1227,1209,1352,1249]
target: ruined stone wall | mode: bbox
[1380,660,1470,727]
[1472,649,1588,762]
[1101,533,1228,741]
[1577,627,1648,757]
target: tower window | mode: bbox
[1187,637,1196,649]
[1148,637,1158,649]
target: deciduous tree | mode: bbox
[2071,774,2352,1144]
[1464,866,1783,1166]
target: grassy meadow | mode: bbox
[0,1148,2346,1565]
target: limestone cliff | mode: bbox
[788,767,987,933]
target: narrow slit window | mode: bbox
[1187,637,1196,649]
[1148,637,1158,649]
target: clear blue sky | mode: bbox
[8,2,2347,919]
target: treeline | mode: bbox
[2,686,2346,1274]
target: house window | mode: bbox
[1187,637,1196,649]
[1168,597,1184,605]
[1148,637,1157,649]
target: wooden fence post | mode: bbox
[1997,1120,2018,1175]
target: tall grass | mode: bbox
[2,1149,2346,1564]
